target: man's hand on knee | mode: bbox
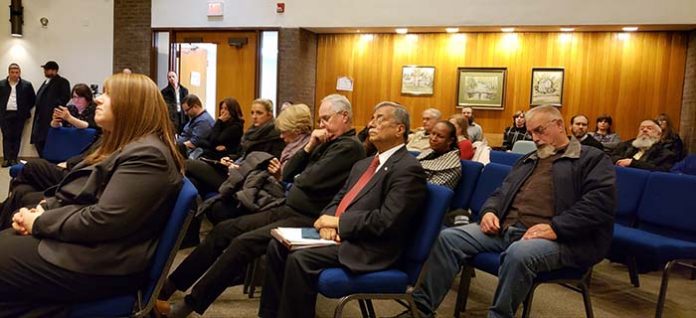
[522,223,557,240]
[480,212,500,235]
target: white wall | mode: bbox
[0,0,113,157]
[153,0,696,28]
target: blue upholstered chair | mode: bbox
[611,172,696,318]
[68,178,198,318]
[613,166,650,226]
[467,163,512,222]
[316,184,454,318]
[43,127,99,163]
[450,160,484,210]
[489,150,524,166]
[9,127,98,178]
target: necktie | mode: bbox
[335,156,380,217]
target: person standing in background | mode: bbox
[161,71,189,134]
[0,63,36,167]
[31,61,70,157]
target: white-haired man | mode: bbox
[610,119,677,171]
[406,108,441,152]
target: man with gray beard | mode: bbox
[610,119,677,171]
[400,105,615,318]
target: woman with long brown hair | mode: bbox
[0,73,184,317]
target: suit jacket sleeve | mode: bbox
[32,145,175,243]
[629,148,676,172]
[337,161,427,240]
[56,78,71,107]
[282,139,364,193]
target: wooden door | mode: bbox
[175,31,258,128]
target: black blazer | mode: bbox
[0,77,36,120]
[161,83,189,132]
[32,75,71,143]
[32,134,182,276]
[326,146,427,273]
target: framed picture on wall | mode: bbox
[456,67,507,110]
[401,65,435,95]
[530,68,564,106]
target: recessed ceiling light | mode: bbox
[501,27,515,33]
[622,26,638,32]
[446,27,459,33]
[560,27,575,32]
[356,30,361,33]
[396,28,408,34]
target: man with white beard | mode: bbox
[610,120,677,171]
[400,105,615,318]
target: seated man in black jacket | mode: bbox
[403,105,615,318]
[611,119,677,171]
[258,101,427,318]
[569,114,603,150]
[155,94,365,317]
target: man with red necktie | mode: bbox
[259,101,428,318]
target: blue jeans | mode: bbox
[412,223,564,318]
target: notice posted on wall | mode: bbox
[190,71,201,87]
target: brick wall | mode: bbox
[277,28,318,114]
[113,0,152,74]
[680,30,696,155]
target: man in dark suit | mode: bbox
[570,114,603,150]
[258,102,428,318]
[0,63,35,166]
[161,71,189,134]
[31,61,70,157]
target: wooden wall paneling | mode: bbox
[315,32,688,143]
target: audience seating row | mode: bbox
[449,155,696,318]
[609,167,696,318]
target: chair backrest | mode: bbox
[43,127,98,163]
[489,150,523,166]
[637,172,696,241]
[510,140,536,154]
[614,166,650,225]
[401,183,453,283]
[450,160,484,210]
[468,163,512,221]
[69,178,197,317]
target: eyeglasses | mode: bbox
[319,111,344,124]
[529,120,558,136]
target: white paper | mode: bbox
[190,71,201,87]
[336,76,353,91]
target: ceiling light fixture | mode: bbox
[622,26,638,32]
[560,27,575,32]
[396,28,408,34]
[446,27,459,33]
[501,27,515,33]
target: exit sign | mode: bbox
[208,2,224,17]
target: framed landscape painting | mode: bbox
[530,68,564,106]
[456,67,507,110]
[401,65,435,95]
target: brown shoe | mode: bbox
[154,300,171,318]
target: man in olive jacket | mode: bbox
[407,105,616,318]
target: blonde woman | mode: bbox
[0,73,184,316]
[268,103,312,178]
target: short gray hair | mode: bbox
[321,94,352,120]
[526,105,563,123]
[374,101,410,142]
[423,108,442,119]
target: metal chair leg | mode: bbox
[358,299,370,318]
[454,265,474,318]
[521,285,538,318]
[581,283,594,318]
[627,256,640,287]
[655,260,677,318]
